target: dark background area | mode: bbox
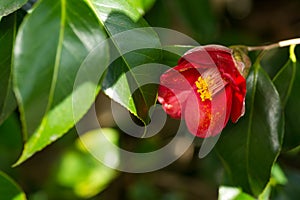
[145,0,300,45]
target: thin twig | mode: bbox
[247,38,300,52]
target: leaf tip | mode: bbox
[289,44,297,63]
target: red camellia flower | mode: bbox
[157,45,251,138]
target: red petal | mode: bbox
[160,66,200,90]
[184,86,232,138]
[230,87,246,123]
[227,72,246,123]
[184,92,211,137]
[158,66,204,119]
[178,45,233,70]
[157,85,182,118]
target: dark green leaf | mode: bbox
[0,171,26,200]
[282,45,300,150]
[13,0,108,165]
[0,14,17,124]
[260,48,289,79]
[174,0,218,43]
[216,65,284,196]
[0,113,23,169]
[161,45,194,66]
[272,45,296,106]
[89,0,161,123]
[0,0,27,17]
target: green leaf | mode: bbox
[13,0,108,165]
[0,13,17,124]
[272,45,297,106]
[271,167,300,199]
[0,171,26,200]
[0,0,27,17]
[218,186,255,200]
[126,0,156,15]
[256,164,287,200]
[88,0,161,123]
[277,45,300,150]
[0,113,23,169]
[271,164,287,185]
[161,45,194,66]
[260,48,289,79]
[174,0,217,43]
[258,182,272,200]
[216,64,284,196]
[56,128,118,198]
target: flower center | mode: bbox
[195,76,212,101]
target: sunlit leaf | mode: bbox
[0,0,27,17]
[271,164,288,185]
[56,128,119,198]
[13,0,108,165]
[89,0,161,123]
[0,171,26,200]
[126,0,156,15]
[13,0,162,165]
[218,186,255,200]
[216,64,284,196]
[0,13,17,124]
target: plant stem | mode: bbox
[247,38,300,51]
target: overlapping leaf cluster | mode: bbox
[1,0,160,166]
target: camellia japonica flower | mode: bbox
[158,45,251,138]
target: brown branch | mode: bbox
[247,38,300,51]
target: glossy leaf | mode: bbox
[255,164,287,200]
[281,46,300,150]
[0,0,27,17]
[260,48,289,79]
[272,45,297,106]
[0,13,17,124]
[89,0,161,123]
[13,0,108,165]
[0,171,26,200]
[126,0,156,15]
[216,64,284,196]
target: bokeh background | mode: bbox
[1,0,300,199]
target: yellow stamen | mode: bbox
[195,76,212,101]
